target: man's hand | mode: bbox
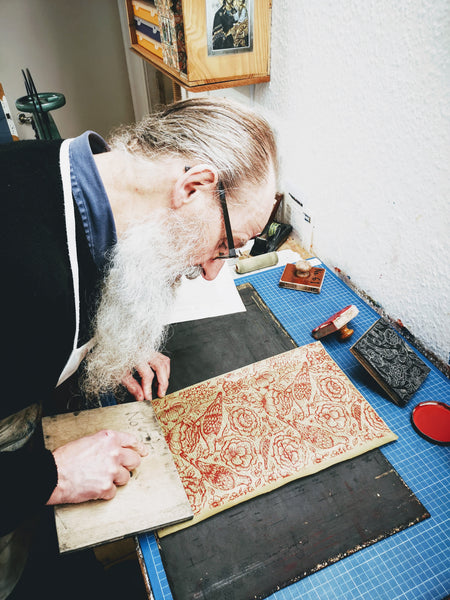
[122,353,171,401]
[47,430,148,505]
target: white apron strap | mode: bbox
[56,139,93,387]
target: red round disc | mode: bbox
[411,401,450,445]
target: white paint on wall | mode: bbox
[219,0,449,366]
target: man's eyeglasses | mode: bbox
[184,167,236,260]
[215,181,237,260]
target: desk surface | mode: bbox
[138,259,450,600]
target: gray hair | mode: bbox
[108,97,278,202]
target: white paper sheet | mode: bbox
[165,251,321,325]
[166,261,246,324]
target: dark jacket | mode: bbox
[0,139,100,534]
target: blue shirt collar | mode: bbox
[69,131,117,270]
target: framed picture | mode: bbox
[127,0,271,88]
[206,0,253,56]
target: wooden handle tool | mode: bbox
[294,260,311,277]
[311,305,359,341]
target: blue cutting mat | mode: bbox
[138,261,450,600]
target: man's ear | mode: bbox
[171,164,218,210]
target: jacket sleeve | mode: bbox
[0,429,58,536]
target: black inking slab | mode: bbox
[163,282,297,394]
[158,450,429,600]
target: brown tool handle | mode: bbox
[338,324,354,341]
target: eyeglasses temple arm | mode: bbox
[218,182,237,258]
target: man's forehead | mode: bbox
[232,177,277,241]
[257,169,278,210]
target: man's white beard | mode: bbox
[81,209,204,400]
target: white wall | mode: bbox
[200,0,450,369]
[0,0,135,139]
[1,1,448,368]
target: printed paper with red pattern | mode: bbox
[153,342,397,536]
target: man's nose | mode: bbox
[201,259,225,281]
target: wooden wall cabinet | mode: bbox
[125,0,272,92]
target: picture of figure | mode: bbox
[231,0,249,48]
[234,0,248,23]
[212,0,236,50]
[207,0,253,55]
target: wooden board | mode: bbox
[183,0,271,83]
[42,402,193,553]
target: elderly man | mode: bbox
[0,97,277,598]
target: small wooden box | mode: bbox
[134,17,161,43]
[279,264,326,294]
[132,0,160,25]
[136,30,164,59]
[125,0,271,91]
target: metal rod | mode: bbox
[22,69,51,140]
[26,69,52,140]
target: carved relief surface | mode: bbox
[154,342,397,536]
[350,319,430,406]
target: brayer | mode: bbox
[235,252,278,274]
